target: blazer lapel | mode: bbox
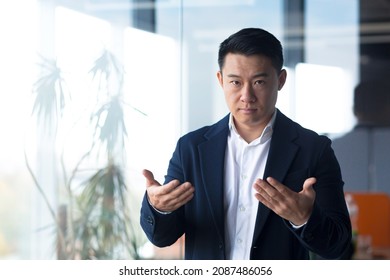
[252,110,299,243]
[197,116,229,242]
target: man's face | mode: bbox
[217,53,286,132]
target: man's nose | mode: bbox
[240,85,256,103]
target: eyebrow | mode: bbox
[226,72,269,79]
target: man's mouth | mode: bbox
[239,108,257,113]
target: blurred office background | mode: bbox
[0,0,389,259]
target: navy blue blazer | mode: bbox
[140,110,352,259]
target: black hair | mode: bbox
[217,27,284,72]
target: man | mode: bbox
[332,80,390,193]
[140,27,351,260]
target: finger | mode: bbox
[166,185,195,209]
[255,178,294,210]
[254,191,278,213]
[158,179,183,195]
[152,182,195,212]
[255,178,282,196]
[266,177,291,195]
[142,169,161,187]
[254,179,276,201]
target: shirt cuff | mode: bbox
[290,221,307,229]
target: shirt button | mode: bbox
[239,205,246,212]
[237,238,243,244]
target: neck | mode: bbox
[231,110,276,143]
[234,116,272,143]
[236,125,265,143]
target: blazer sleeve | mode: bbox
[290,137,352,259]
[140,138,186,248]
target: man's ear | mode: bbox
[278,69,287,91]
[217,71,223,87]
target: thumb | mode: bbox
[142,169,161,188]
[302,177,317,195]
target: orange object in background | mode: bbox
[346,192,390,248]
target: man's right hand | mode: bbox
[142,169,195,212]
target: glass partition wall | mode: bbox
[0,0,381,259]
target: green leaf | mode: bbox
[32,55,68,133]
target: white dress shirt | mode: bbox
[223,111,276,260]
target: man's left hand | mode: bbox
[253,177,317,226]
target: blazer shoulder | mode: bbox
[275,110,331,144]
[180,114,230,143]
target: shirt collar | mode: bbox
[228,109,277,145]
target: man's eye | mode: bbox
[230,81,240,86]
[254,80,265,85]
